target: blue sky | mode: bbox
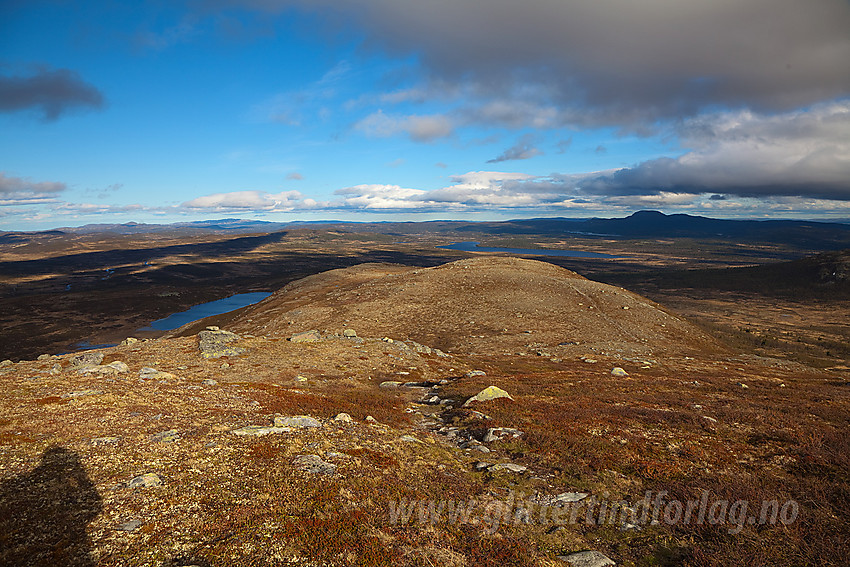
[2,0,850,230]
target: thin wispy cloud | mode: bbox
[487,134,543,163]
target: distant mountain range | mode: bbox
[2,211,850,249]
[457,211,850,248]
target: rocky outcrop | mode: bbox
[198,328,245,359]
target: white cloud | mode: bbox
[181,190,305,212]
[333,184,428,209]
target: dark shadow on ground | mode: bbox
[0,446,102,566]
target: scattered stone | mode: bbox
[738,382,750,389]
[474,445,491,453]
[220,363,230,369]
[91,436,120,445]
[79,361,129,375]
[469,410,491,420]
[334,413,353,422]
[61,389,102,399]
[427,395,441,404]
[381,337,394,343]
[407,341,433,354]
[463,386,514,406]
[466,370,487,378]
[49,363,62,375]
[294,375,308,383]
[116,519,143,532]
[365,415,380,425]
[487,463,528,473]
[151,430,180,443]
[584,359,598,364]
[294,454,337,475]
[557,551,616,567]
[37,354,51,361]
[139,367,177,380]
[206,326,220,331]
[198,329,245,359]
[69,352,104,368]
[483,427,524,443]
[343,329,357,338]
[274,415,322,428]
[120,337,139,346]
[202,379,218,386]
[127,473,162,489]
[400,435,422,443]
[289,330,321,343]
[379,381,402,389]
[231,425,292,437]
[474,462,493,471]
[611,367,628,377]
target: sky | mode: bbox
[2,0,850,231]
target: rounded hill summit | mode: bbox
[224,257,717,357]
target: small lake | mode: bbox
[139,292,272,331]
[438,241,620,258]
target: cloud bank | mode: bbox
[0,173,67,206]
[243,0,850,127]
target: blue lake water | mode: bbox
[438,241,620,259]
[139,292,272,331]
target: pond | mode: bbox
[139,292,272,331]
[437,241,620,258]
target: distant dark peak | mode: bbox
[628,210,667,219]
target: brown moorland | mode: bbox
[1,256,848,566]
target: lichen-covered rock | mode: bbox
[334,413,353,422]
[78,361,129,375]
[127,473,162,489]
[231,425,292,437]
[274,415,322,428]
[294,454,337,475]
[557,551,616,567]
[343,329,357,338]
[463,386,514,406]
[487,463,527,473]
[139,367,177,380]
[198,329,245,359]
[69,352,104,368]
[483,427,524,443]
[150,429,180,443]
[611,367,628,377]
